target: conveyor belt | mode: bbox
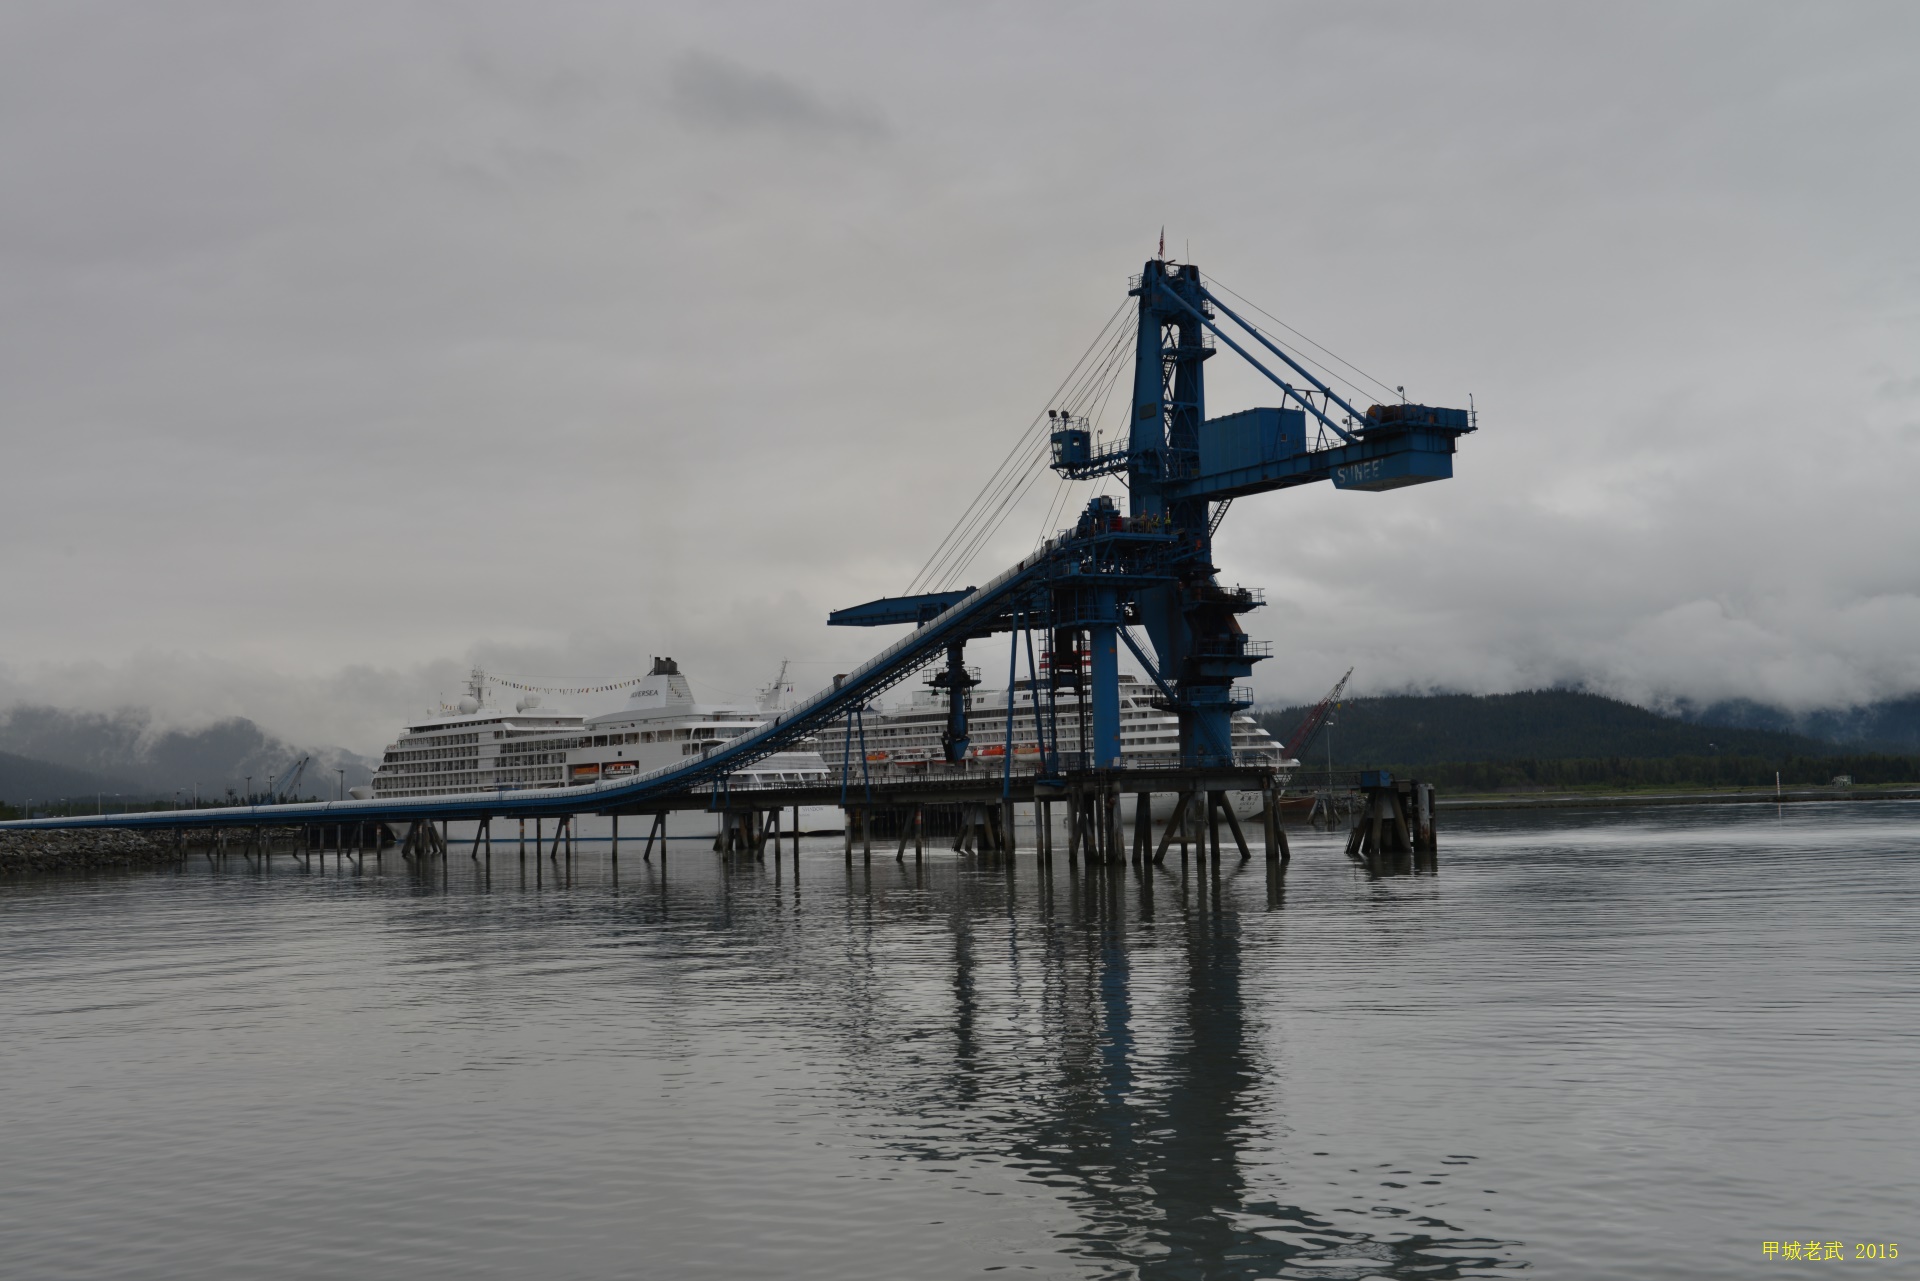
[0,540,1073,832]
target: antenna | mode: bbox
[1158,227,1165,259]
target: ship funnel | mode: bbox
[627,658,694,714]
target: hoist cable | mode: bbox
[905,299,1129,595]
[916,311,1135,592]
[1201,273,1401,403]
[935,314,1140,588]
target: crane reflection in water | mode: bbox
[438,846,1519,1278]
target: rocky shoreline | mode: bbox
[1,829,179,874]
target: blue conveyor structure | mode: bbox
[1,256,1473,835]
[0,527,1158,832]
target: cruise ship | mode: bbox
[812,672,1294,821]
[366,659,841,836]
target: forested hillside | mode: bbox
[1681,695,1920,752]
[1255,690,1829,767]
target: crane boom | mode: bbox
[1281,667,1353,760]
[270,755,311,804]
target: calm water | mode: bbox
[3,803,1916,1279]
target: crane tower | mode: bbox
[836,255,1475,774]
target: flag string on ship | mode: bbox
[482,674,651,695]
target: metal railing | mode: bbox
[1192,637,1273,659]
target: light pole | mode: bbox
[337,768,345,801]
[245,776,252,807]
[1325,710,1336,792]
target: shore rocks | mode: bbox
[0,828,177,874]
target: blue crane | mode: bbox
[833,256,1474,772]
[0,257,1472,836]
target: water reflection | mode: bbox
[13,805,1920,1279]
[416,845,1513,1278]
[1,835,1521,1278]
[899,859,1507,1279]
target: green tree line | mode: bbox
[1401,753,1920,793]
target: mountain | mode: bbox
[1255,689,1834,768]
[0,705,372,800]
[1678,696,1920,753]
[0,749,141,806]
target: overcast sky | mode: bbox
[3,1,1917,754]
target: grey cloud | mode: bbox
[668,49,887,141]
[3,2,1919,754]
[460,47,608,117]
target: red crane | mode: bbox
[1281,667,1353,760]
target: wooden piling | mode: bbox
[1153,791,1189,866]
[1219,794,1251,860]
[1167,791,1182,871]
[1262,781,1288,863]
